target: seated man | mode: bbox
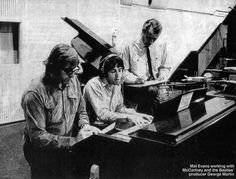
[83,53,153,126]
[21,44,100,179]
[121,18,172,115]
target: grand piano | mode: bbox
[63,10,236,178]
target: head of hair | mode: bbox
[142,18,162,36]
[99,53,124,78]
[44,44,79,76]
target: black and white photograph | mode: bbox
[0,0,236,178]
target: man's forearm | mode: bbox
[123,70,139,84]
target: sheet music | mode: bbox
[125,80,167,88]
[100,122,115,134]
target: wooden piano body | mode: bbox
[71,97,236,178]
[62,9,236,178]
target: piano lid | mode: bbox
[62,17,118,64]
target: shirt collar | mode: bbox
[138,37,146,49]
[100,77,113,90]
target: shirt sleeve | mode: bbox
[112,88,137,114]
[115,104,137,114]
[74,79,90,128]
[84,82,128,122]
[121,45,139,84]
[22,92,78,150]
[158,42,172,79]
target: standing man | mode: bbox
[83,53,153,126]
[21,44,100,179]
[122,18,171,114]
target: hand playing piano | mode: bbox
[138,113,153,123]
[76,124,101,141]
[82,124,101,134]
[127,114,153,126]
[71,125,101,146]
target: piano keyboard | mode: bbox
[109,124,149,142]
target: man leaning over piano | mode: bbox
[83,53,153,128]
[121,18,172,115]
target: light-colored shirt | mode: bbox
[122,38,171,83]
[83,76,136,122]
[21,75,89,149]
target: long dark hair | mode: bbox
[43,44,79,76]
[42,44,79,85]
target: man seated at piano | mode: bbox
[121,18,172,115]
[83,53,153,127]
[21,44,100,179]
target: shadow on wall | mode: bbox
[0,121,30,179]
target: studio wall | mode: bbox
[0,0,235,124]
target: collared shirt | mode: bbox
[83,76,136,122]
[21,74,89,149]
[122,38,171,83]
